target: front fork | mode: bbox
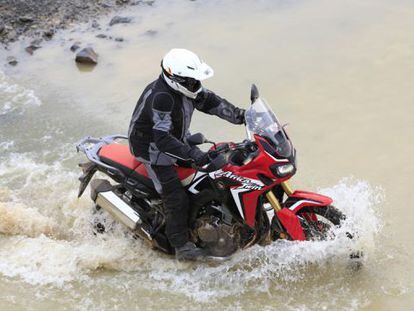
[265,181,293,212]
[265,181,294,240]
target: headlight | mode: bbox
[276,164,294,176]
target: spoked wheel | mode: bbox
[297,205,363,266]
[296,205,346,240]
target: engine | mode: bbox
[194,214,240,257]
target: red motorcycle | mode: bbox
[76,85,346,258]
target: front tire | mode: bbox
[296,205,345,240]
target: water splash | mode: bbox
[0,70,41,116]
[0,152,383,307]
[0,201,60,238]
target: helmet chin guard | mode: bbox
[162,73,202,99]
[161,48,214,98]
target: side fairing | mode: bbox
[210,169,265,227]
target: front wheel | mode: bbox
[296,205,345,240]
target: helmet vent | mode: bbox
[187,66,195,70]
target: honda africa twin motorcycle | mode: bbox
[76,85,347,258]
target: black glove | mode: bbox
[188,147,209,167]
[235,108,246,124]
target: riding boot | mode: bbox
[175,241,207,261]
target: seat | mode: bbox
[99,144,157,192]
[99,143,197,188]
[99,143,141,174]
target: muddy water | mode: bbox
[0,0,413,310]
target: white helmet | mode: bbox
[161,48,214,99]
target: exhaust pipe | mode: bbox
[90,179,142,230]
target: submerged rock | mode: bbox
[114,37,124,42]
[109,16,132,26]
[7,56,18,66]
[96,34,107,39]
[75,47,98,65]
[145,29,157,36]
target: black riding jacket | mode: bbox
[128,75,245,165]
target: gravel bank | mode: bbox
[0,0,152,45]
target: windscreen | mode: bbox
[245,98,293,158]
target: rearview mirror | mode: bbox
[250,84,259,103]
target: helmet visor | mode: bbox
[180,77,201,92]
[165,71,201,92]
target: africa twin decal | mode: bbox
[213,170,264,190]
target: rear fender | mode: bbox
[77,161,97,197]
[276,208,305,241]
[284,190,333,214]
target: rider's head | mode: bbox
[161,49,214,99]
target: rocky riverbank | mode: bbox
[0,0,152,45]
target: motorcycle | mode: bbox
[76,84,347,258]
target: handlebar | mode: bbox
[205,153,227,172]
[213,140,257,154]
[193,151,227,173]
[191,140,258,173]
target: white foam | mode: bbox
[0,70,41,116]
[0,140,14,151]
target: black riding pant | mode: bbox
[150,165,189,248]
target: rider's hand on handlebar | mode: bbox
[188,147,210,167]
[235,109,246,125]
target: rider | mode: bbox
[128,48,245,260]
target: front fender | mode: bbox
[276,208,306,241]
[284,190,333,214]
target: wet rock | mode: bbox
[100,2,113,9]
[116,0,130,5]
[31,38,42,45]
[109,16,132,26]
[0,24,5,35]
[7,56,18,66]
[70,42,81,52]
[43,29,55,40]
[7,30,17,42]
[76,4,90,10]
[25,39,42,54]
[75,47,98,65]
[25,44,41,55]
[96,34,107,39]
[19,16,34,23]
[91,20,100,29]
